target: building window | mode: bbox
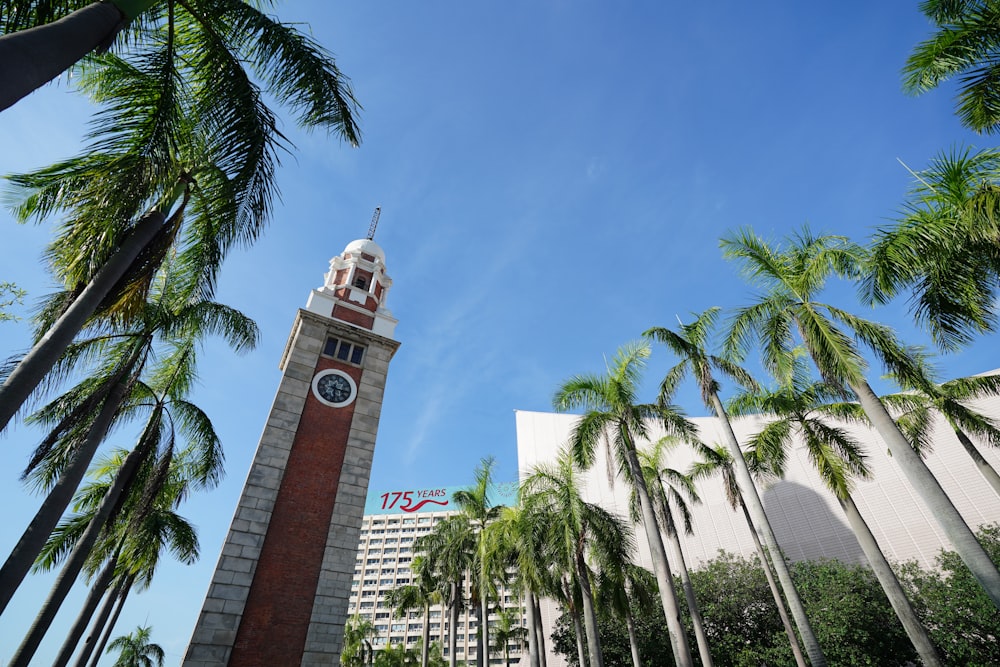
[353,276,367,289]
[322,337,365,365]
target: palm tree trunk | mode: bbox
[422,601,431,667]
[624,606,641,667]
[448,585,459,667]
[570,606,587,667]
[0,2,129,111]
[953,426,1000,498]
[525,591,541,667]
[837,494,942,666]
[10,439,148,666]
[475,594,485,667]
[852,380,1000,609]
[76,576,129,667]
[480,559,490,667]
[53,550,120,667]
[575,552,604,667]
[664,505,713,667]
[711,392,827,667]
[0,343,143,614]
[0,210,163,433]
[534,595,548,667]
[740,500,806,667]
[621,441,694,667]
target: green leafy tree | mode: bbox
[788,559,918,667]
[106,624,164,667]
[899,524,1000,666]
[904,0,1000,133]
[645,309,825,666]
[554,549,929,667]
[722,226,1000,610]
[0,281,26,322]
[554,340,697,667]
[684,551,788,667]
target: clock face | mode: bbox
[312,370,357,407]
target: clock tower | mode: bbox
[184,234,399,667]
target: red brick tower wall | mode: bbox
[227,357,362,667]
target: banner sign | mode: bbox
[363,481,518,515]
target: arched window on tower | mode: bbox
[353,275,367,289]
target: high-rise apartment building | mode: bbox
[346,483,522,665]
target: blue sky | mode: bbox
[1,1,997,664]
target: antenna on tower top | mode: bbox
[366,207,381,240]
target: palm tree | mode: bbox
[106,625,165,667]
[36,447,201,667]
[452,457,504,667]
[415,516,472,667]
[0,275,255,615]
[489,607,528,667]
[385,555,442,667]
[485,504,546,667]
[342,615,375,667]
[522,449,635,667]
[0,0,360,431]
[594,563,657,667]
[729,373,943,666]
[864,147,1000,350]
[554,341,697,667]
[0,0,148,110]
[884,354,1000,498]
[10,301,243,666]
[635,439,714,667]
[689,443,807,667]
[644,309,827,667]
[82,576,132,667]
[903,0,1000,133]
[722,226,1000,610]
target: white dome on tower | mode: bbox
[343,238,385,264]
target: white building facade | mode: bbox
[515,388,1000,666]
